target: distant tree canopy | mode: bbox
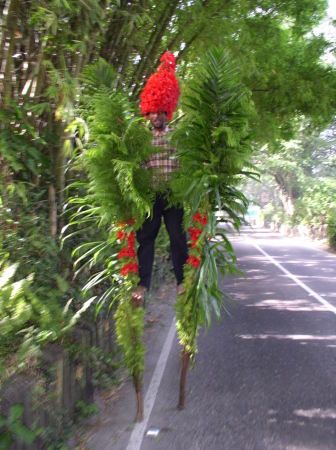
[1,1,335,128]
[244,120,336,244]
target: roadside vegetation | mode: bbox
[244,122,336,248]
[1,1,336,446]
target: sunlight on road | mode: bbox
[236,334,336,342]
[294,409,336,420]
[251,299,330,312]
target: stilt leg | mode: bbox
[134,376,143,422]
[178,349,190,410]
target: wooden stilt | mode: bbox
[178,349,190,410]
[134,375,143,422]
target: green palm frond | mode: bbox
[172,47,255,223]
[81,58,117,96]
[174,48,255,358]
[64,60,155,314]
[83,84,154,225]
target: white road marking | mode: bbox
[246,236,336,316]
[126,318,176,450]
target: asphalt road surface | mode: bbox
[82,228,336,450]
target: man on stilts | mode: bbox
[132,52,188,306]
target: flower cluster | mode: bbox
[140,52,180,121]
[120,262,138,276]
[117,228,138,276]
[186,211,208,269]
[117,218,135,228]
[192,212,208,225]
[118,246,136,259]
[188,226,202,249]
[186,255,201,268]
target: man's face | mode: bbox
[147,111,167,130]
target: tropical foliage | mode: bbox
[245,122,336,247]
[1,0,336,431]
[171,48,255,358]
[64,60,158,402]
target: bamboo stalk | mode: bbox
[104,0,128,62]
[2,0,19,104]
[49,184,57,236]
[138,0,180,84]
[178,348,190,410]
[166,0,212,53]
[0,0,12,65]
[129,1,175,92]
[176,25,206,62]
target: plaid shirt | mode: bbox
[143,127,180,189]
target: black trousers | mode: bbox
[136,194,188,289]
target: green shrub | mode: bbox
[0,260,95,380]
[0,404,36,449]
[328,215,336,250]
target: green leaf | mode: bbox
[0,431,12,449]
[10,422,35,444]
[8,405,24,423]
[0,417,7,427]
[0,264,18,289]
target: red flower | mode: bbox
[188,226,202,244]
[117,220,138,274]
[192,212,201,222]
[120,265,129,276]
[118,247,136,259]
[186,255,201,268]
[192,212,208,225]
[120,262,139,276]
[131,262,138,273]
[126,231,135,243]
[118,248,126,259]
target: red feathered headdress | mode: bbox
[140,52,180,121]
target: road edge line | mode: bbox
[246,236,336,316]
[126,318,176,450]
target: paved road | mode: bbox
[83,229,336,450]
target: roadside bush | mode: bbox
[0,261,73,379]
[0,257,99,385]
[262,203,287,229]
[327,215,336,250]
[295,178,336,239]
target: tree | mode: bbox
[246,120,336,239]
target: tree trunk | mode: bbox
[274,174,295,217]
[278,188,295,217]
